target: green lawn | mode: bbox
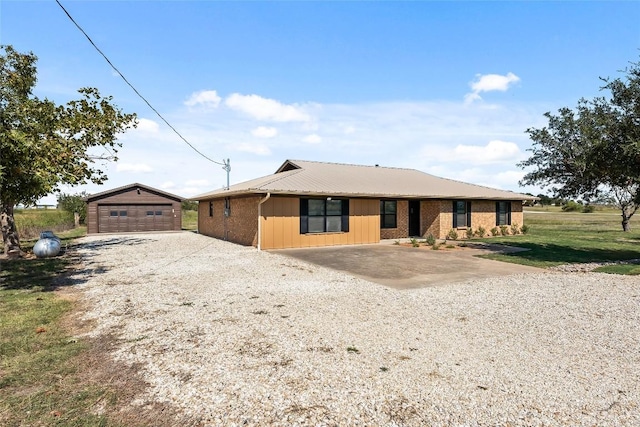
[478,207,640,270]
[0,229,111,425]
[182,209,197,231]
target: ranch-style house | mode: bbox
[192,159,535,250]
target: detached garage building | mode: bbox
[86,183,183,234]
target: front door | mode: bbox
[408,200,420,237]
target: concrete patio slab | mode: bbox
[274,243,543,289]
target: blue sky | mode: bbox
[2,1,640,204]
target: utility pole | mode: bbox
[223,158,230,190]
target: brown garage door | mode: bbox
[98,205,174,233]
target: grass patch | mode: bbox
[594,263,640,275]
[478,208,640,269]
[1,231,179,426]
[0,250,111,425]
[182,210,197,231]
[14,209,76,240]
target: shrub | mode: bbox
[57,192,88,224]
[465,227,474,239]
[425,233,436,246]
[476,226,486,238]
[500,225,509,236]
[14,209,75,240]
[447,229,458,240]
[561,200,582,212]
[582,204,595,213]
[520,224,530,234]
[431,243,441,250]
[181,200,199,211]
[410,238,420,247]
[510,223,520,235]
[490,227,500,236]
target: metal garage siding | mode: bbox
[87,184,183,234]
[98,204,174,233]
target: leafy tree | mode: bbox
[57,192,89,225]
[519,59,640,231]
[181,200,198,211]
[0,46,136,256]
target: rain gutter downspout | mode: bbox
[257,193,271,251]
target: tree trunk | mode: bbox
[1,203,23,258]
[622,217,631,232]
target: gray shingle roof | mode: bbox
[192,159,535,201]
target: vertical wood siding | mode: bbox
[260,197,379,249]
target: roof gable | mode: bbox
[86,183,184,202]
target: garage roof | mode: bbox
[86,183,183,202]
[192,159,535,201]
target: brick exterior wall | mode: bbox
[198,195,526,246]
[420,200,441,238]
[198,196,261,246]
[438,200,524,238]
[380,200,409,240]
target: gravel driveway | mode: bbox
[72,232,640,426]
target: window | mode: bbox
[300,198,349,233]
[119,211,127,217]
[147,211,154,216]
[209,201,213,217]
[110,210,118,217]
[452,201,471,228]
[155,211,162,216]
[380,200,397,228]
[496,201,512,225]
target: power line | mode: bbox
[55,0,226,167]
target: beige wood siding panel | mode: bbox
[260,197,380,249]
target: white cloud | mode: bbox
[465,72,520,104]
[184,90,222,108]
[40,95,550,206]
[116,163,153,173]
[135,118,160,133]
[251,126,278,138]
[454,140,522,163]
[179,187,202,197]
[185,179,209,186]
[234,142,271,156]
[303,134,322,144]
[225,93,310,122]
